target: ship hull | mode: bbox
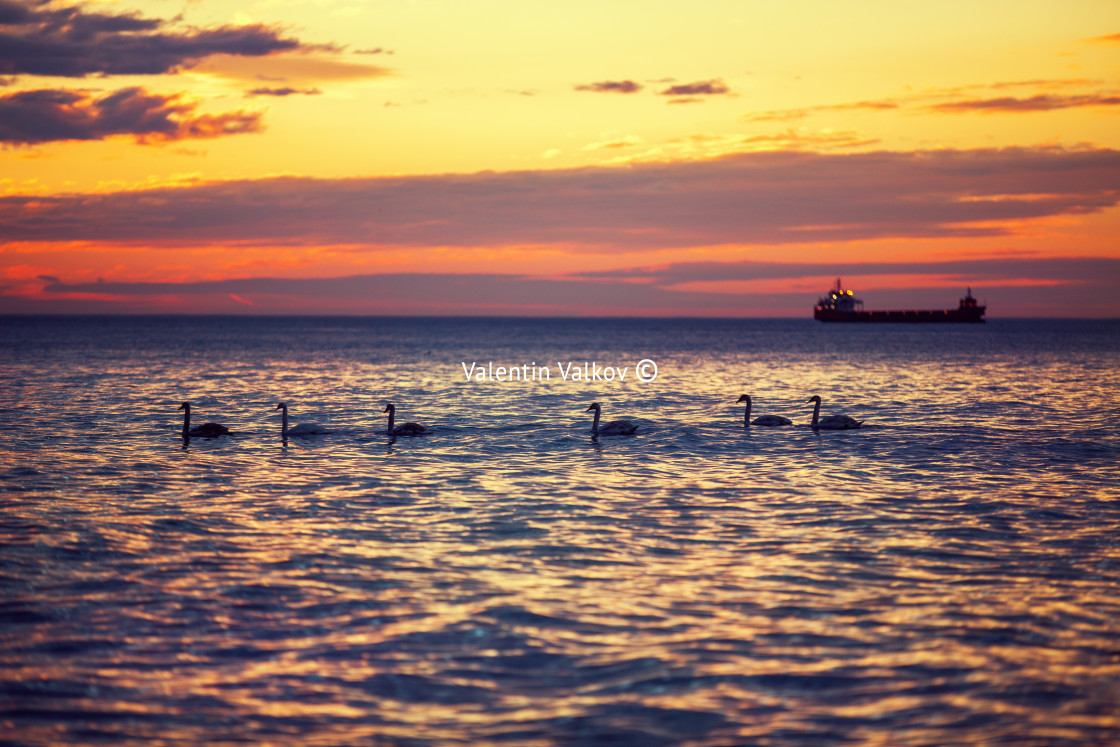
[814,308,985,323]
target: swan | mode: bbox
[807,395,863,430]
[178,402,230,438]
[383,403,429,436]
[275,402,329,436]
[737,394,793,426]
[586,402,637,435]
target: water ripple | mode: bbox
[1,317,1118,744]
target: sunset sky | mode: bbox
[1,0,1118,316]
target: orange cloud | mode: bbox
[745,99,900,122]
[190,53,391,86]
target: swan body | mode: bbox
[807,395,863,430]
[384,403,429,436]
[276,402,329,436]
[737,394,793,427]
[586,402,637,435]
[179,402,230,438]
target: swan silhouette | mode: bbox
[275,402,329,436]
[383,403,429,436]
[586,402,637,435]
[737,394,792,426]
[807,395,863,430]
[178,402,230,438]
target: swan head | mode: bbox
[585,402,601,413]
[275,402,287,411]
[178,402,190,411]
[383,403,395,414]
[808,395,822,404]
[737,395,750,404]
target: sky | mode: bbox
[1,0,1118,316]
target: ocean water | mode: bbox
[1,315,1118,745]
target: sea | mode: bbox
[1,315,1118,746]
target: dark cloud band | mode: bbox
[0,86,262,143]
[1,147,1116,247]
[575,80,643,94]
[0,0,301,77]
[659,79,730,97]
[931,93,1120,113]
[245,86,322,98]
[17,257,1118,316]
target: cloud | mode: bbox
[0,86,263,144]
[746,99,900,122]
[746,82,1119,122]
[571,257,1120,287]
[1086,32,1120,44]
[574,78,730,104]
[29,272,720,315]
[17,256,1120,316]
[575,80,643,94]
[0,0,302,77]
[733,129,880,150]
[660,79,730,99]
[245,86,322,97]
[930,93,1120,113]
[190,53,390,85]
[1,147,1118,248]
[582,135,644,151]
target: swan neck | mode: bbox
[592,408,600,434]
[811,399,820,426]
[182,408,190,435]
[281,408,289,435]
[744,399,751,426]
[386,409,395,434]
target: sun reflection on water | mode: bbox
[1,317,1118,743]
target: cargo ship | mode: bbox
[813,279,985,323]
